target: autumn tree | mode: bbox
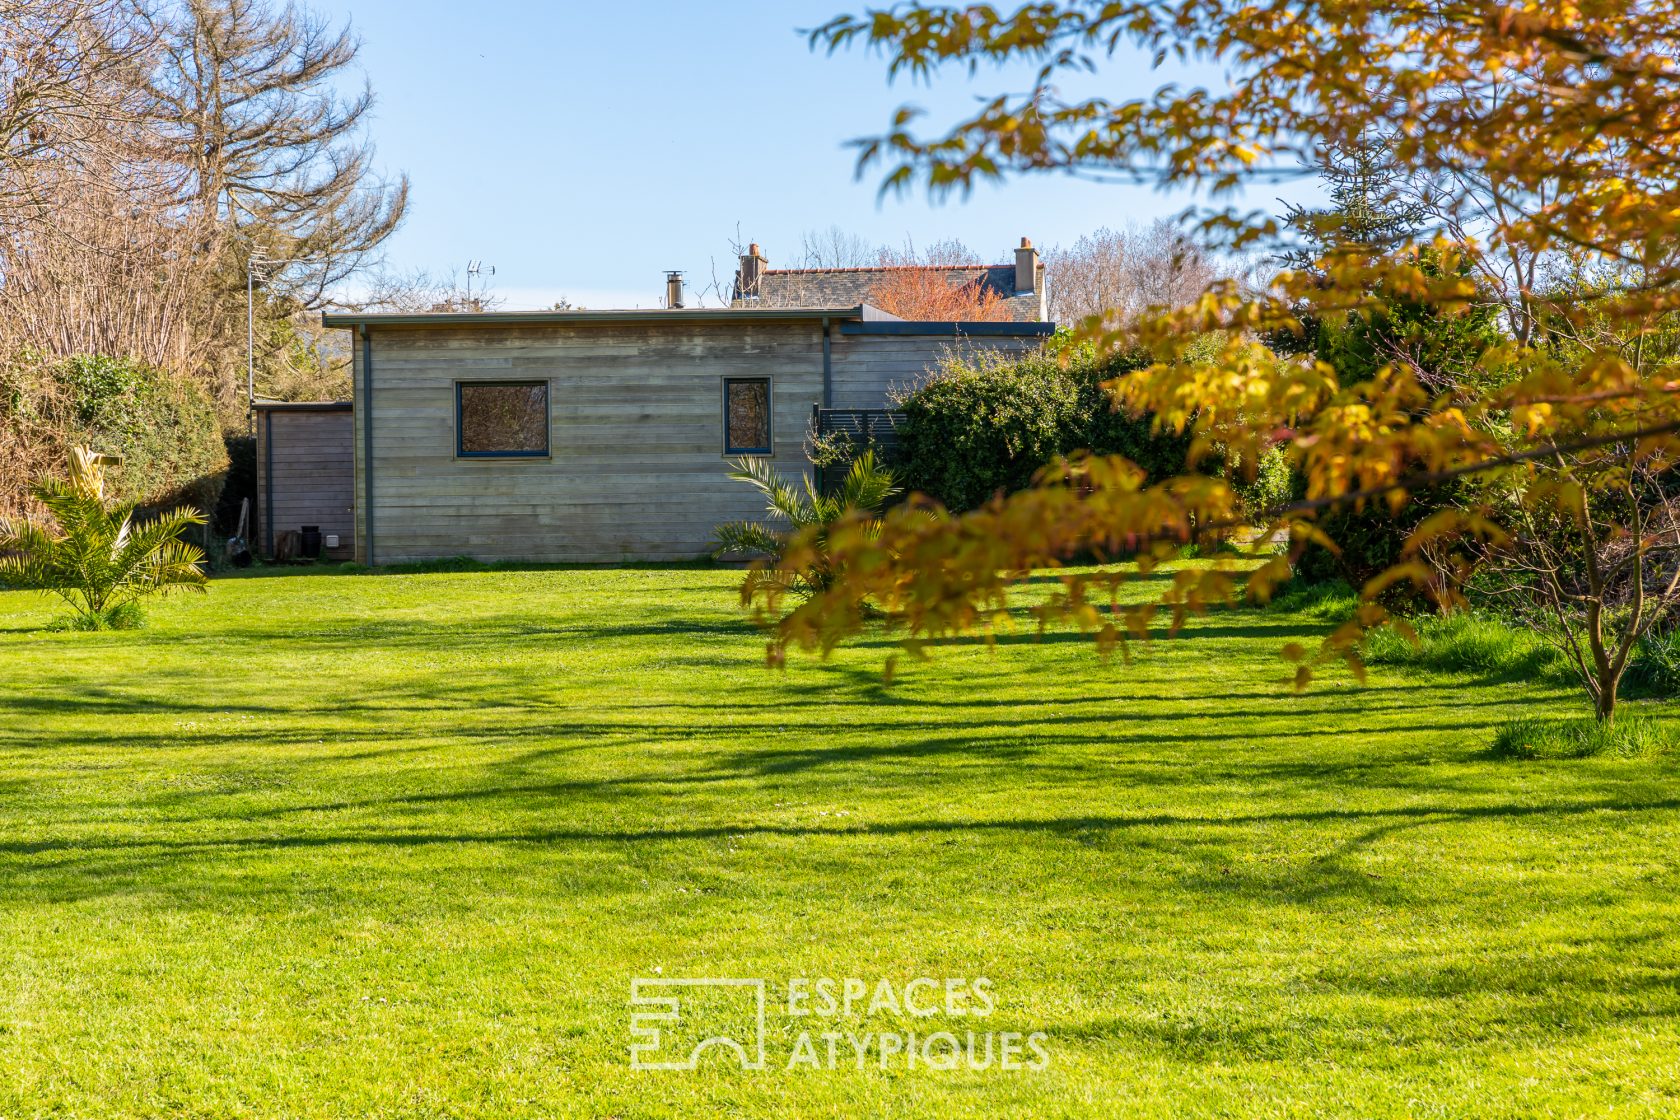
[866,268,1012,321]
[744,2,1680,725]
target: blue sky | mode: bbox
[327,1,1318,308]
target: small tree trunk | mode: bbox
[1595,672,1619,725]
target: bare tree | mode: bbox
[1473,451,1680,724]
[1043,220,1220,326]
[353,265,505,314]
[146,0,408,282]
[799,225,876,268]
[865,270,1012,321]
[0,1,154,210]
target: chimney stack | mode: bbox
[1014,237,1040,294]
[665,270,684,309]
[737,242,768,300]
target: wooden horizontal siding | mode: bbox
[827,333,1044,410]
[258,409,355,560]
[361,319,823,564]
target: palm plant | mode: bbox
[714,450,900,596]
[0,447,207,629]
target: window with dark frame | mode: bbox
[456,381,549,458]
[724,377,772,455]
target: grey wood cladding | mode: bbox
[348,318,1043,564]
[256,407,355,560]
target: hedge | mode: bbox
[1,351,228,516]
[892,345,1196,513]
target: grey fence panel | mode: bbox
[812,407,904,495]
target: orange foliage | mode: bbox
[865,269,1014,321]
[751,2,1680,708]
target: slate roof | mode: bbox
[733,264,1044,322]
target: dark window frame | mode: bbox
[722,376,773,456]
[454,379,551,459]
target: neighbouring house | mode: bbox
[260,241,1052,565]
[732,238,1049,322]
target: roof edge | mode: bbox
[252,399,353,411]
[321,306,872,328]
[838,320,1056,337]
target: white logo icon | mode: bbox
[630,978,767,1070]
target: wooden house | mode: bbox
[305,302,1049,565]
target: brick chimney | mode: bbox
[1014,237,1040,293]
[665,270,684,309]
[736,243,768,300]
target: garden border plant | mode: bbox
[0,446,208,630]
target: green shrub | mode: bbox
[894,347,1192,512]
[895,351,1087,511]
[0,351,228,517]
[0,447,207,629]
[1290,484,1467,606]
[1491,712,1675,760]
[1230,445,1294,520]
[1364,610,1565,680]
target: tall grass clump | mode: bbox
[1365,610,1565,681]
[1491,712,1675,759]
[1258,580,1359,622]
[1624,628,1680,699]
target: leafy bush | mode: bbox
[1230,445,1294,520]
[894,346,1195,513]
[1289,484,1467,606]
[894,351,1087,511]
[1491,712,1675,760]
[0,447,207,628]
[0,351,228,517]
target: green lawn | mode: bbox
[1,565,1677,1118]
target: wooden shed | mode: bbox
[253,400,355,561]
[318,306,1053,565]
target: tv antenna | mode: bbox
[465,260,495,309]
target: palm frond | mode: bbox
[112,507,207,588]
[726,456,813,527]
[837,450,901,514]
[718,450,902,606]
[713,520,787,559]
[4,448,208,626]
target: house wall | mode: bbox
[827,332,1044,409]
[256,407,355,560]
[353,319,825,564]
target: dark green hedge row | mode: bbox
[1,352,228,515]
[892,346,1194,513]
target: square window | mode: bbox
[457,381,548,457]
[724,377,772,455]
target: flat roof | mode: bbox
[252,399,352,412]
[321,305,878,329]
[839,320,1055,337]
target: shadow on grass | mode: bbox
[209,558,724,581]
[6,795,1676,859]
